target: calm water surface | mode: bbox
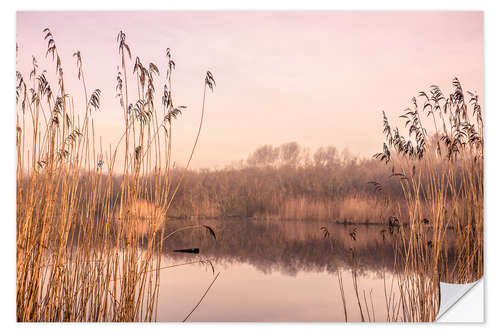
[156,219,407,322]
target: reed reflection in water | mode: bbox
[153,219,444,322]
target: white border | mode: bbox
[2,1,498,331]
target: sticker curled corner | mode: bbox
[436,278,483,322]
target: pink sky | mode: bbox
[16,11,483,169]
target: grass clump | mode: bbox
[16,28,215,321]
[375,78,483,321]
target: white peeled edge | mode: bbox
[436,278,483,322]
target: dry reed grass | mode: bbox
[16,28,215,321]
[322,78,483,322]
[163,158,406,222]
[159,146,466,225]
[277,195,397,223]
[374,78,483,321]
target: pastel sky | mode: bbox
[16,11,483,169]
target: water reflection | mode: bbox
[164,220,398,275]
[154,219,441,321]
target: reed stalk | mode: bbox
[16,28,215,322]
[375,78,483,321]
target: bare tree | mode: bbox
[279,142,301,167]
[247,144,279,167]
[314,146,340,168]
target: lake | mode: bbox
[154,219,424,322]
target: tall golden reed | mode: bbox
[375,78,483,321]
[16,28,215,321]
